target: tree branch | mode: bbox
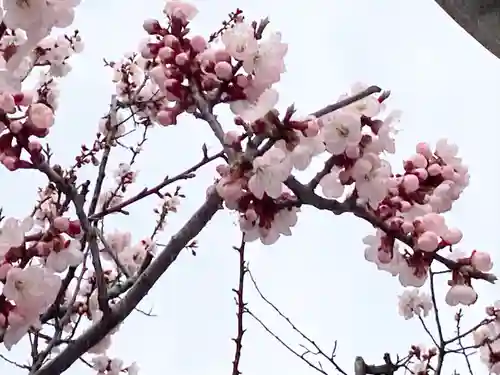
[33,191,222,375]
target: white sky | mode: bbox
[2,0,500,374]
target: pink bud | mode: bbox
[2,156,17,171]
[214,50,230,63]
[408,153,428,168]
[235,75,248,88]
[304,122,319,138]
[140,45,155,59]
[400,201,412,212]
[67,220,82,237]
[401,221,413,233]
[158,46,175,60]
[377,250,392,264]
[441,228,462,245]
[214,61,233,80]
[216,164,230,176]
[10,120,22,133]
[417,231,439,252]
[163,34,179,48]
[53,216,70,231]
[471,251,493,272]
[416,142,432,158]
[402,174,419,193]
[345,145,359,159]
[190,35,207,52]
[414,168,428,180]
[445,284,477,306]
[427,163,441,176]
[157,110,175,126]
[223,131,240,145]
[174,52,189,66]
[143,19,161,34]
[486,306,496,316]
[245,209,258,222]
[149,68,166,87]
[441,165,455,180]
[28,140,42,153]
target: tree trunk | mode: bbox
[435,0,500,59]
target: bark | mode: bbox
[434,0,500,59]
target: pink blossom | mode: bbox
[221,22,258,61]
[45,240,83,272]
[29,103,54,129]
[164,0,198,24]
[248,147,292,199]
[398,289,433,320]
[3,266,61,315]
[445,284,477,306]
[230,88,279,123]
[471,251,493,272]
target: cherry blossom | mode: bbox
[243,31,287,87]
[0,216,34,256]
[320,111,362,155]
[164,0,198,24]
[248,147,292,199]
[398,289,433,320]
[230,87,279,123]
[319,167,345,198]
[3,266,61,315]
[341,82,384,117]
[45,239,83,272]
[221,22,258,61]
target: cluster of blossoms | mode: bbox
[92,355,139,375]
[473,302,500,373]
[0,0,495,374]
[0,213,82,345]
[408,345,438,375]
[398,288,433,320]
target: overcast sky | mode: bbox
[2,0,500,374]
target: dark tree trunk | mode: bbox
[435,0,500,58]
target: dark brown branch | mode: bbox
[310,86,382,118]
[89,149,224,220]
[429,269,445,375]
[354,354,403,375]
[284,176,497,284]
[0,352,29,370]
[88,228,110,317]
[231,237,247,375]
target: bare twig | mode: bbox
[0,352,30,369]
[89,149,224,220]
[245,309,328,375]
[454,310,474,375]
[247,270,347,375]
[231,237,247,375]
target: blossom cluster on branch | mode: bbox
[0,0,497,375]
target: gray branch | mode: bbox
[435,0,500,58]
[33,191,222,375]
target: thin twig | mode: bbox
[247,270,347,375]
[231,237,247,375]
